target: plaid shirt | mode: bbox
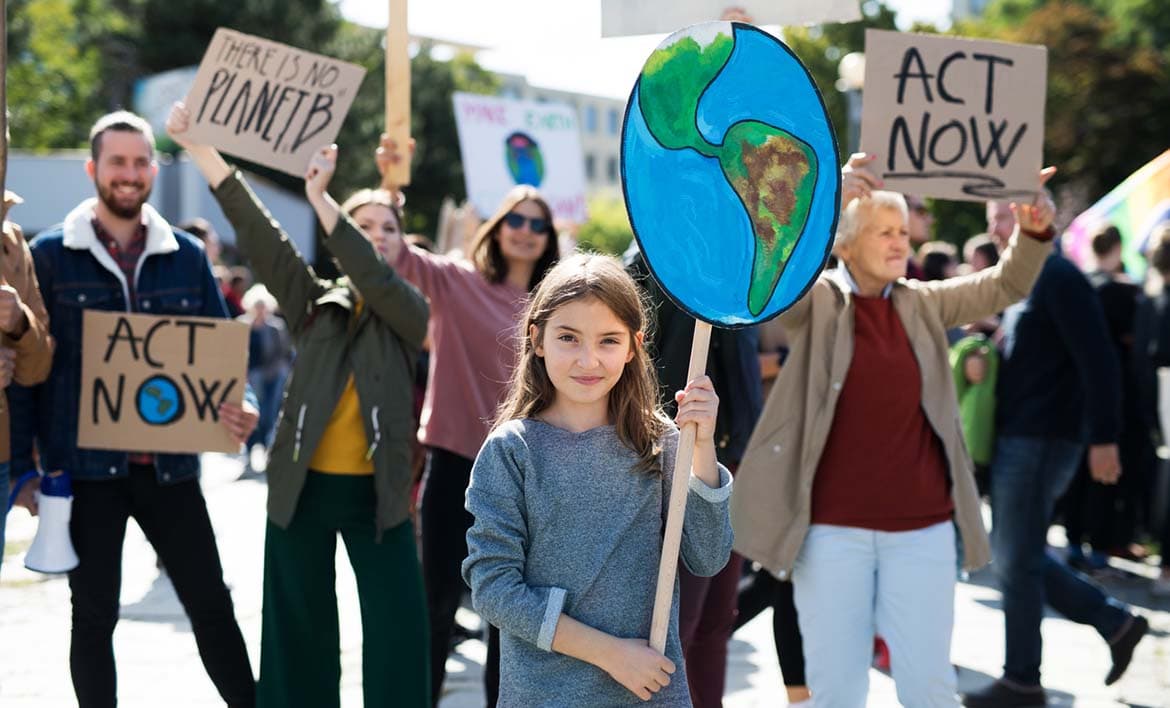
[92,218,147,302]
[93,218,153,466]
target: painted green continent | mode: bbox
[639,32,733,157]
[637,30,817,317]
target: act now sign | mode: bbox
[452,92,588,223]
[860,30,1048,202]
[78,311,249,455]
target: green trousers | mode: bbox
[258,472,430,708]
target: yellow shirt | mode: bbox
[308,374,374,475]
[308,303,374,475]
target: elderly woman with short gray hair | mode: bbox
[731,154,1057,707]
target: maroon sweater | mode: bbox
[810,294,953,531]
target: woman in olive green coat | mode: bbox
[168,102,430,708]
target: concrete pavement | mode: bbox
[2,452,1168,706]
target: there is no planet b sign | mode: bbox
[621,22,840,327]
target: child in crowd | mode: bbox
[374,135,561,705]
[463,253,734,706]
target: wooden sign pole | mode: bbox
[1,0,8,224]
[382,0,411,191]
[649,319,712,652]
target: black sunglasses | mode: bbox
[503,212,550,234]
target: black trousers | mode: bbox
[68,464,255,708]
[735,565,807,687]
[1062,430,1154,552]
[419,447,499,707]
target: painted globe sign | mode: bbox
[621,22,840,326]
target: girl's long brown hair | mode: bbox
[494,253,673,473]
[468,185,560,292]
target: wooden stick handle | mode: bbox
[0,0,8,224]
[649,319,712,653]
[382,0,411,191]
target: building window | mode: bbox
[607,108,620,135]
[607,156,618,183]
[585,154,596,180]
[585,106,598,134]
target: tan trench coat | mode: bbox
[1,197,55,463]
[731,230,1052,578]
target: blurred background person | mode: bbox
[240,283,293,475]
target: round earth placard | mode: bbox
[621,22,840,327]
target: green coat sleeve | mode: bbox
[211,171,325,334]
[325,215,429,349]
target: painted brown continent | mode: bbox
[735,138,810,245]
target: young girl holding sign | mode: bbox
[167,103,431,707]
[374,136,560,704]
[462,253,734,705]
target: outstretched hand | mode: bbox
[165,102,197,150]
[304,145,338,200]
[841,152,883,207]
[1012,167,1057,234]
[219,401,259,448]
[1088,443,1122,485]
[375,133,415,179]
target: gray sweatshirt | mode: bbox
[463,418,734,707]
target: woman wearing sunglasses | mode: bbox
[376,136,560,707]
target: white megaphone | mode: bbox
[10,471,80,574]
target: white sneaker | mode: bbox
[1151,574,1170,598]
[249,445,268,474]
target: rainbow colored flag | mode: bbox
[1064,149,1170,278]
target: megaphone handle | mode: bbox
[7,470,38,512]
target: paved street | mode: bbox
[2,453,1168,706]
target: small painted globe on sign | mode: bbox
[621,22,840,326]
[136,375,184,426]
[505,131,545,187]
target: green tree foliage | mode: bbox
[137,0,341,73]
[576,194,634,256]
[401,46,498,236]
[978,1,1170,207]
[780,2,899,157]
[8,0,135,149]
[308,32,498,237]
[7,0,499,244]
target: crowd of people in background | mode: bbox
[2,101,1169,708]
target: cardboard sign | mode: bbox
[600,0,860,37]
[452,92,588,223]
[621,22,839,327]
[860,29,1047,202]
[78,311,249,455]
[184,28,367,177]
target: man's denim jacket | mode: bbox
[9,199,252,485]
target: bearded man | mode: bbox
[7,111,259,708]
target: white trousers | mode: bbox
[792,521,959,708]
